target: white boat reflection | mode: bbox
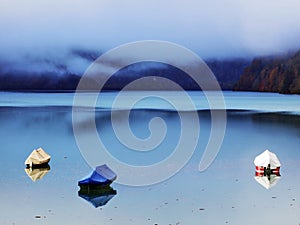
[25,165,50,182]
[254,174,281,189]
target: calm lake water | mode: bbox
[0,91,300,225]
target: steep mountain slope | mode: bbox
[234,51,300,94]
[0,48,249,91]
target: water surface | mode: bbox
[0,91,299,225]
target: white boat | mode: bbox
[25,147,51,168]
[254,149,281,175]
[254,150,281,189]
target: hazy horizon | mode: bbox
[1,0,300,58]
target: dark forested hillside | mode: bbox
[1,47,300,93]
[0,48,250,91]
[206,58,250,90]
[234,51,300,94]
[3,50,300,94]
[0,72,81,91]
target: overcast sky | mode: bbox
[1,0,300,59]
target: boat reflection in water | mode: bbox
[78,164,117,207]
[254,173,281,189]
[78,185,117,208]
[24,164,51,182]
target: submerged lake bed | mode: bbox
[0,91,300,225]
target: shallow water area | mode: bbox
[0,91,300,225]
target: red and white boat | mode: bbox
[254,149,281,176]
[254,150,281,189]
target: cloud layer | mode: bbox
[1,0,300,60]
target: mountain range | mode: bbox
[0,49,299,94]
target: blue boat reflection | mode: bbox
[78,185,117,208]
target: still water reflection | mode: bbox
[24,165,51,182]
[0,92,300,225]
[78,185,117,208]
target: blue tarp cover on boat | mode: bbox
[78,164,117,185]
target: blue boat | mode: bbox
[78,164,117,186]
